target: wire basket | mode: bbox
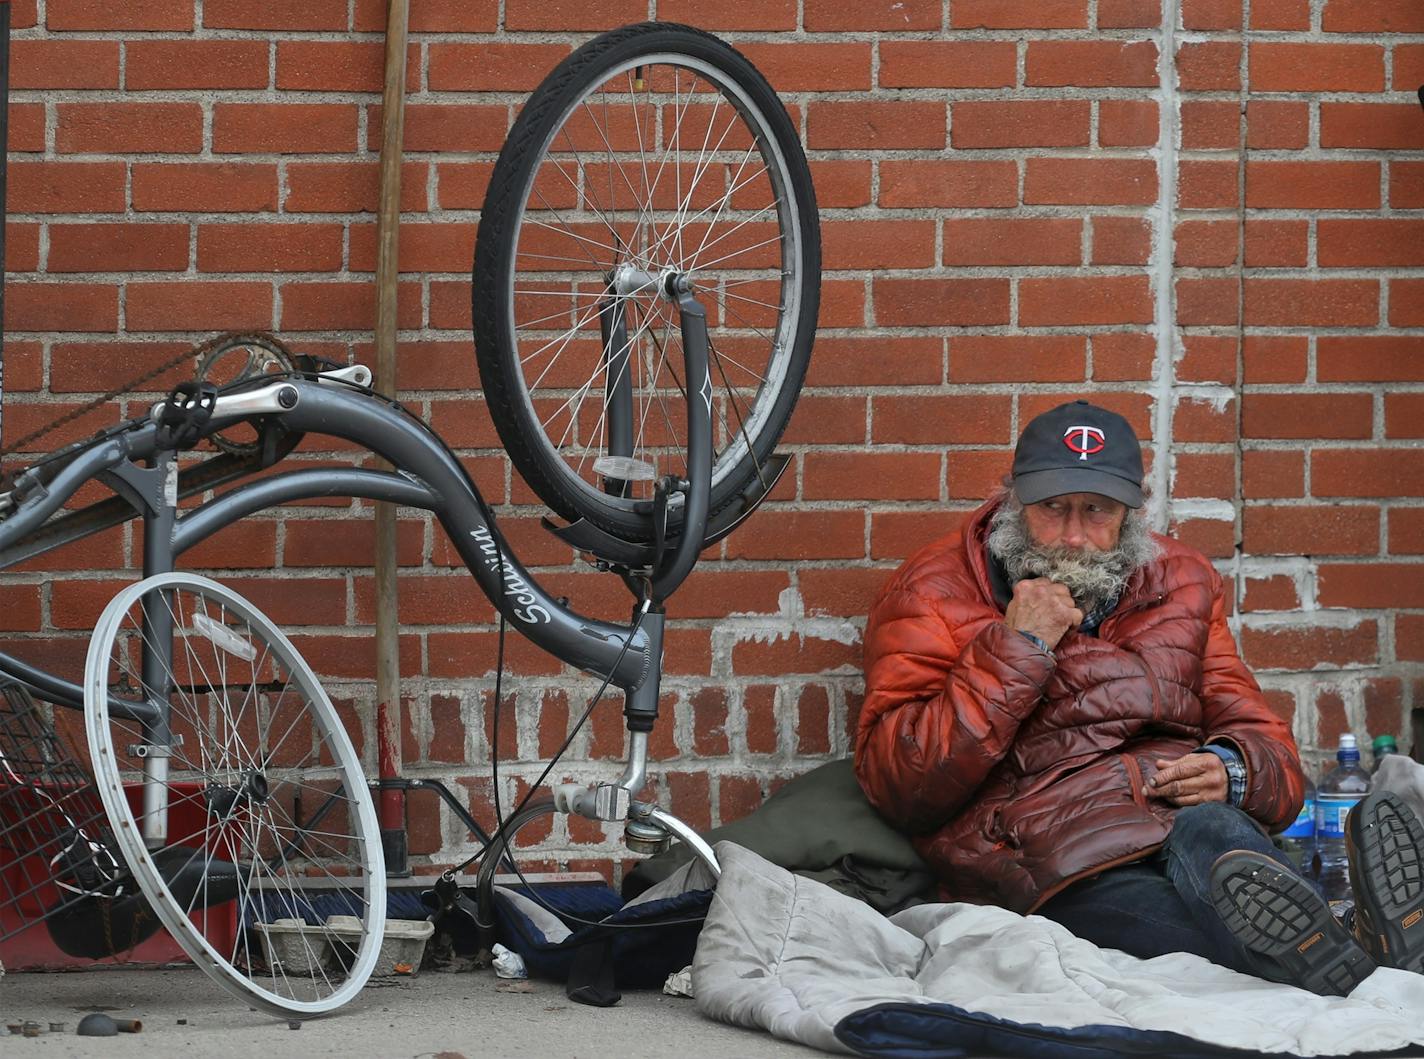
[0,679,126,945]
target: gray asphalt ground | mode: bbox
[0,965,841,1058]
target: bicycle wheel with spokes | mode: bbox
[84,573,385,1018]
[473,21,819,543]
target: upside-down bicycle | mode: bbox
[0,22,819,1019]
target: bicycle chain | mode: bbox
[0,331,282,461]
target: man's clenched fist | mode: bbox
[1005,578,1083,650]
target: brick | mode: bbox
[823,220,936,270]
[1241,622,1379,669]
[725,510,866,561]
[197,224,344,274]
[1026,41,1158,87]
[880,41,1017,89]
[1099,0,1161,27]
[873,279,1010,326]
[277,41,400,93]
[1320,104,1424,150]
[202,0,347,29]
[1175,395,1237,442]
[660,0,795,28]
[1099,100,1160,148]
[1246,101,1309,150]
[6,224,39,272]
[1170,517,1236,559]
[49,223,189,273]
[387,104,509,153]
[1025,159,1157,205]
[1178,160,1240,210]
[48,0,192,30]
[1181,101,1239,150]
[1019,276,1153,326]
[1177,41,1241,91]
[1322,0,1424,33]
[1243,450,1304,498]
[1243,505,1380,555]
[280,281,421,332]
[126,40,270,90]
[10,103,45,153]
[952,100,1090,148]
[1176,335,1238,384]
[1400,616,1424,661]
[796,685,832,756]
[1091,216,1151,265]
[1314,450,1424,498]
[1389,280,1424,327]
[799,567,900,618]
[9,1,38,28]
[1174,451,1236,498]
[737,43,873,92]
[1318,564,1424,609]
[214,104,358,154]
[357,0,496,31]
[879,160,1017,208]
[12,40,119,89]
[505,0,650,30]
[133,163,278,213]
[942,218,1081,267]
[804,452,941,502]
[349,222,477,273]
[949,335,1086,383]
[1175,220,1238,268]
[1183,0,1241,28]
[5,282,118,333]
[1244,393,1374,441]
[285,161,428,213]
[1319,220,1424,268]
[1397,45,1424,91]
[1244,220,1308,268]
[805,0,940,28]
[871,509,971,559]
[952,0,1087,27]
[57,103,202,154]
[182,520,279,570]
[1247,160,1378,209]
[1241,575,1300,612]
[1093,333,1156,381]
[808,101,946,150]
[1252,0,1310,29]
[1243,336,1308,383]
[1175,278,1238,327]
[1243,280,1379,327]
[428,43,572,92]
[743,685,778,754]
[1250,44,1384,92]
[808,337,942,387]
[126,281,274,332]
[1386,394,1424,438]
[783,395,870,446]
[1389,509,1424,555]
[48,340,191,392]
[872,395,1013,445]
[1319,336,1424,382]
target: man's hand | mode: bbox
[1004,578,1083,650]
[1145,753,1228,806]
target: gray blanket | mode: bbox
[693,842,1424,1057]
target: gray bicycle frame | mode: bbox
[0,293,716,775]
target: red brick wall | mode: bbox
[3,0,1422,879]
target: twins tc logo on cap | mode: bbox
[1062,425,1106,461]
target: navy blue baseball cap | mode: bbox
[1011,400,1144,509]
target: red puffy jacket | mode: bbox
[855,496,1305,914]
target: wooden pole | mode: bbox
[373,0,409,876]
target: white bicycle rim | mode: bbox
[84,573,385,1018]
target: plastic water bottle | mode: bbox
[1371,734,1399,775]
[1316,734,1371,903]
[1279,774,1317,878]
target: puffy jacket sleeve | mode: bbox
[854,585,1056,834]
[1197,572,1304,832]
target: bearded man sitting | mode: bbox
[855,400,1424,996]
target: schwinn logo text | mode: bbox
[470,526,552,625]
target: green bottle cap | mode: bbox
[1372,734,1398,752]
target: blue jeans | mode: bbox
[1035,802,1299,981]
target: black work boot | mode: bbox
[1346,790,1424,975]
[1210,850,1376,996]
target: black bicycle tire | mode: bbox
[472,21,819,544]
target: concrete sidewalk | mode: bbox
[0,965,839,1058]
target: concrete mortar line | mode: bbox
[1150,0,1180,536]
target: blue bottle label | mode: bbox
[1316,794,1364,839]
[1281,798,1315,838]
